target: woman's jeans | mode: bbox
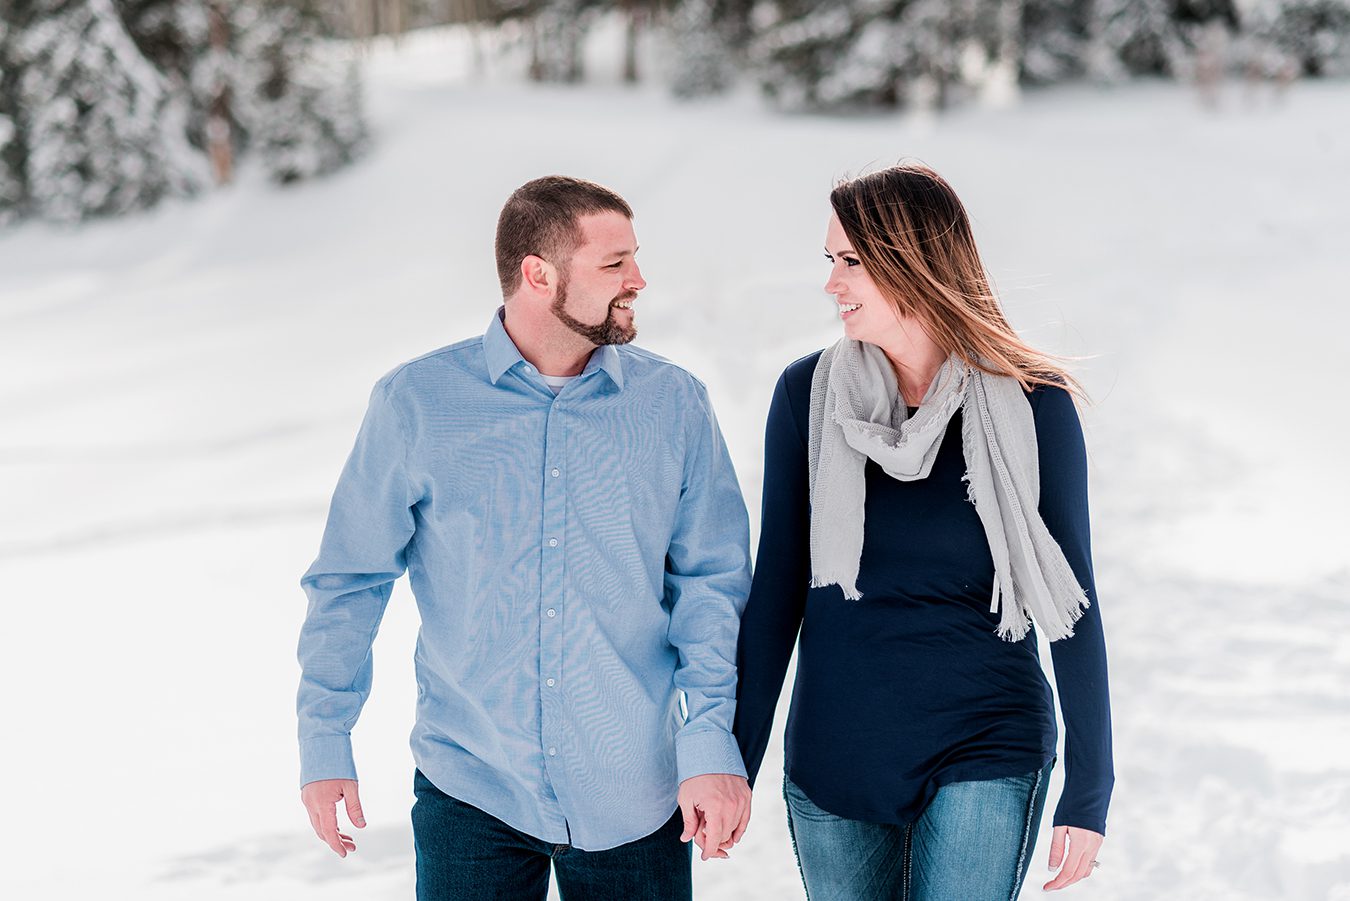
[784,760,1054,901]
[412,769,691,901]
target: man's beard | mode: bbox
[551,274,638,347]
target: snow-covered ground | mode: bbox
[3,21,1348,901]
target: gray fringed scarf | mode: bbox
[807,339,1089,641]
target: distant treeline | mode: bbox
[2,0,1345,226]
[351,0,1350,108]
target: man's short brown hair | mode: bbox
[495,176,634,297]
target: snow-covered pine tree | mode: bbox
[13,0,204,223]
[1086,0,1245,80]
[892,0,975,109]
[231,1,367,184]
[0,14,26,224]
[667,0,762,97]
[1022,0,1092,83]
[1244,0,1350,75]
[892,0,1022,108]
[669,0,735,97]
[0,0,367,224]
[117,2,211,144]
[972,0,1024,104]
[120,2,241,184]
[529,0,603,82]
[117,0,193,74]
[715,0,758,50]
[749,0,893,110]
[749,0,1018,111]
[1087,0,1241,78]
[1083,0,1177,78]
[117,0,368,186]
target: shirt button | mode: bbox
[548,538,558,547]
[551,468,560,478]
[546,608,556,618]
[548,747,557,757]
[546,678,555,687]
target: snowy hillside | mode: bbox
[2,23,1348,901]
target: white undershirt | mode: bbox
[540,373,578,395]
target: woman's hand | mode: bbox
[1043,825,1103,891]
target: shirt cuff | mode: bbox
[300,734,358,787]
[675,729,748,784]
[1052,806,1107,837]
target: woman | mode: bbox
[733,164,1113,900]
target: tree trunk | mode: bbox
[207,2,232,186]
[622,1,640,83]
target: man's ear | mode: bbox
[521,255,554,295]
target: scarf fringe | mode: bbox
[810,574,862,601]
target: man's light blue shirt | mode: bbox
[297,308,752,851]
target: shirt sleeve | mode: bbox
[295,376,417,787]
[664,382,754,783]
[1035,385,1115,835]
[733,370,810,788]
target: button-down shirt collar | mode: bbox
[484,305,624,391]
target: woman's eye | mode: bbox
[844,257,860,267]
[824,253,834,262]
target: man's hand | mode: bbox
[677,773,752,861]
[301,779,366,857]
[1044,825,1104,891]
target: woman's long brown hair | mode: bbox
[830,163,1085,399]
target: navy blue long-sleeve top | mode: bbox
[734,351,1113,835]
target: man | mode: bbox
[296,176,753,900]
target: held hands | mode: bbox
[677,773,753,861]
[1044,825,1103,891]
[302,774,751,862]
[301,779,366,857]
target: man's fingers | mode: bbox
[343,784,366,829]
[701,823,729,860]
[678,798,700,843]
[730,799,752,844]
[676,774,752,860]
[301,779,364,858]
[700,811,728,861]
[316,805,348,858]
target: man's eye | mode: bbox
[607,262,623,269]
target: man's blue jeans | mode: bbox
[411,769,692,901]
[784,760,1054,901]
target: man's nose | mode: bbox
[626,265,647,292]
